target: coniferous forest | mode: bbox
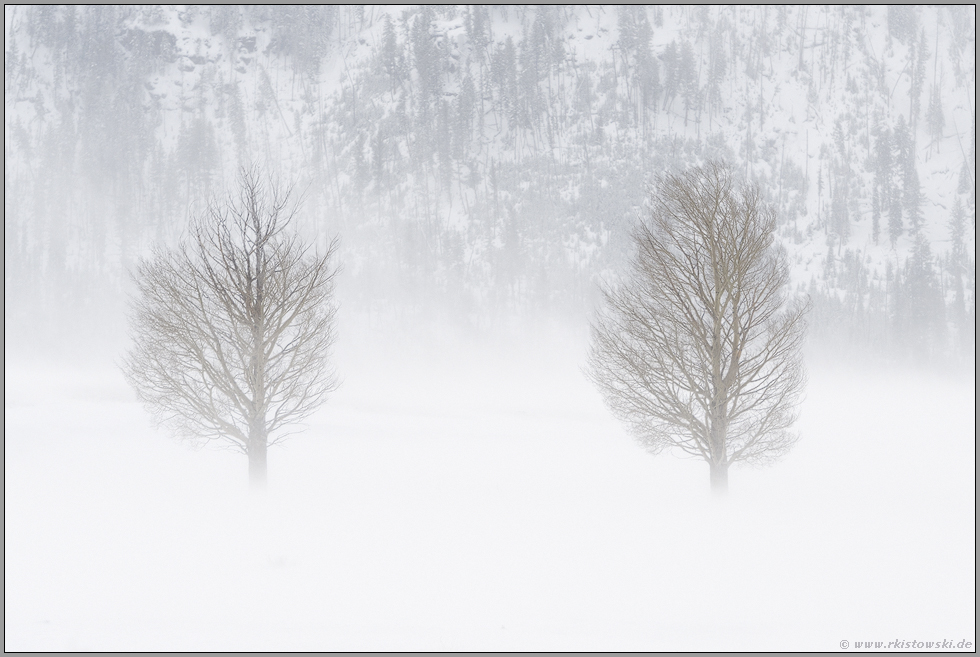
[5,7,976,652]
[5,6,975,367]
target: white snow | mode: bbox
[4,329,975,650]
[3,5,976,651]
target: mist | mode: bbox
[5,5,975,651]
[6,318,975,650]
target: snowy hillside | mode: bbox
[4,5,976,364]
[4,8,976,651]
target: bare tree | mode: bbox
[123,168,340,488]
[588,162,808,493]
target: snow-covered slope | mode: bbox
[4,6,976,363]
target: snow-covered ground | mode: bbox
[4,330,975,651]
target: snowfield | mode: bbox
[4,329,975,651]
[4,5,974,650]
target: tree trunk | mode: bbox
[248,424,267,489]
[248,441,267,488]
[710,461,728,494]
[709,413,728,494]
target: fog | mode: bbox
[5,313,975,650]
[5,5,976,651]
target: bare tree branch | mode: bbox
[588,162,809,493]
[123,167,340,487]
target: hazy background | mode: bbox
[5,5,976,650]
